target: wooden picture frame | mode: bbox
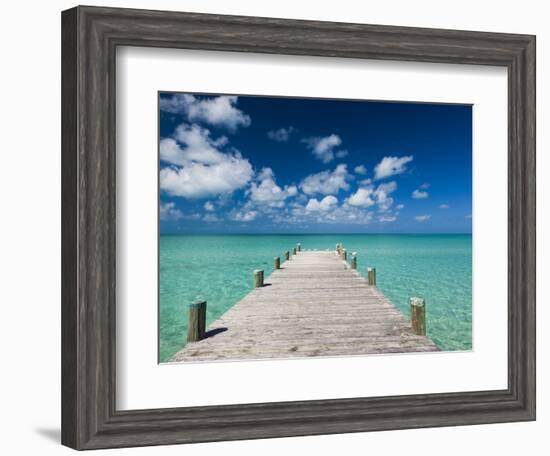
[61,5,536,450]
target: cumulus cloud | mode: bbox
[359,178,372,186]
[161,158,253,199]
[159,123,253,199]
[412,189,429,199]
[379,215,397,222]
[160,124,229,166]
[415,215,431,222]
[346,188,375,208]
[248,167,297,208]
[374,155,413,180]
[203,213,220,222]
[231,210,258,222]
[439,204,449,209]
[204,201,215,211]
[300,164,351,195]
[374,181,398,212]
[302,134,343,163]
[160,94,251,131]
[160,202,183,221]
[290,203,373,225]
[345,181,397,213]
[267,126,295,142]
[354,165,367,175]
[305,195,338,212]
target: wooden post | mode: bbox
[410,297,426,335]
[297,243,301,252]
[187,300,206,342]
[367,267,376,286]
[253,269,264,288]
[342,248,347,261]
[293,247,297,255]
[274,256,280,269]
[285,250,290,261]
[351,255,357,269]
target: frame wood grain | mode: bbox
[61,5,536,450]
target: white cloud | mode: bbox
[248,167,297,208]
[374,155,413,180]
[374,181,398,212]
[335,150,349,159]
[302,134,342,163]
[396,203,405,210]
[379,215,397,222]
[415,215,431,222]
[305,195,338,212]
[204,201,215,211]
[160,124,229,166]
[345,181,397,213]
[419,183,430,189]
[231,210,258,222]
[160,202,183,221]
[439,204,450,209]
[160,123,254,199]
[354,165,367,175]
[412,189,429,199]
[267,127,295,142]
[160,158,253,199]
[359,178,372,186]
[203,213,220,222]
[160,94,251,131]
[346,188,375,208]
[300,164,351,195]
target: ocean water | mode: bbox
[159,234,472,362]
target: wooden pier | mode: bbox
[170,246,438,362]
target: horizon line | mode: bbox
[159,232,473,236]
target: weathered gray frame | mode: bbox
[61,5,536,450]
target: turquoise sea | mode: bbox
[159,234,472,362]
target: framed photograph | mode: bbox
[61,5,535,450]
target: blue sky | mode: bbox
[159,93,472,234]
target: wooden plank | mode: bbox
[170,250,438,362]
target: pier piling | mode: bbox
[351,255,357,270]
[368,267,377,286]
[410,297,426,335]
[253,269,264,288]
[285,251,290,261]
[187,300,207,342]
[274,256,280,270]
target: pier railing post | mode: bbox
[410,297,426,335]
[367,267,376,286]
[285,250,290,261]
[351,255,357,269]
[253,269,264,288]
[187,300,206,342]
[274,256,280,269]
[292,247,297,256]
[342,248,347,261]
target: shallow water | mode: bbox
[159,234,472,362]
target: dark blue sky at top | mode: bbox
[159,92,472,234]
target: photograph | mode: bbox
[158,92,473,363]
